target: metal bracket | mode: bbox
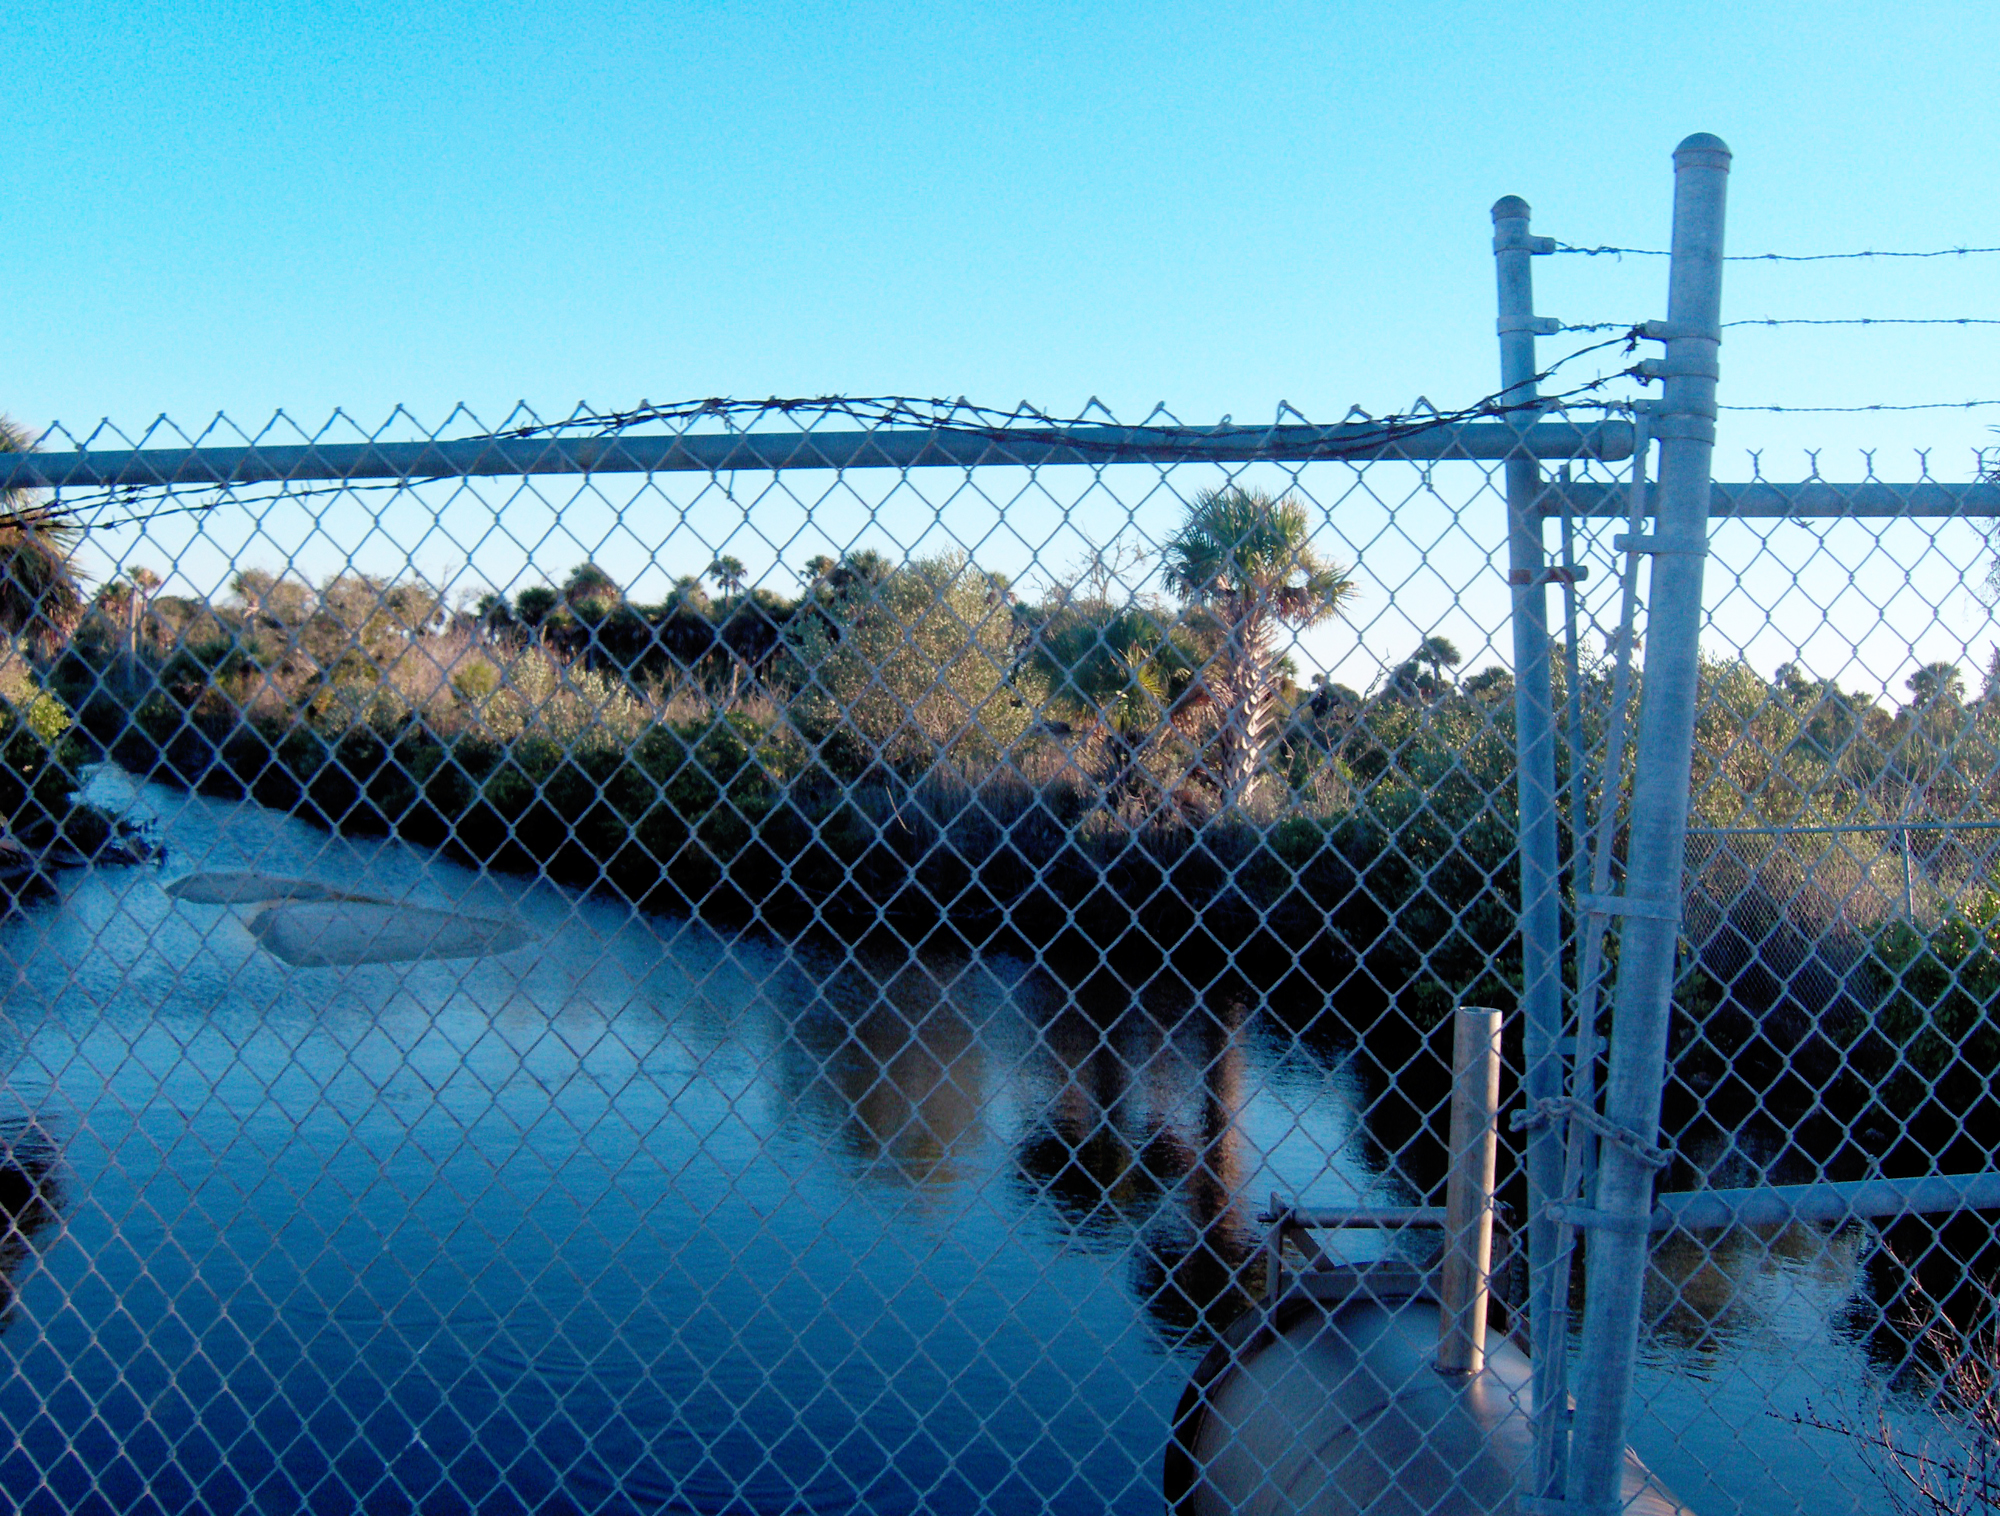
[1544,1203,1654,1235]
[1638,319,1721,343]
[1613,532,1707,557]
[1508,566,1589,586]
[1497,316,1563,336]
[1636,353,1721,382]
[1577,891,1677,920]
[1492,231,1558,255]
[1649,412,1716,444]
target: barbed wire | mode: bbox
[500,333,1644,442]
[1553,241,2000,262]
[1719,399,2000,413]
[1723,317,2000,329]
[1558,315,2000,338]
[42,338,1653,532]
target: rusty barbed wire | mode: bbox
[44,340,1654,531]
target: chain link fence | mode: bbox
[0,143,1996,1516]
[0,403,1657,1514]
[1541,474,2000,1516]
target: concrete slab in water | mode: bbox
[247,901,535,967]
[166,872,349,905]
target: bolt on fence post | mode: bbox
[1491,192,1569,1443]
[1438,1005,1504,1375]
[1565,132,1730,1512]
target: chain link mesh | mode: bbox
[1556,478,2000,1516]
[0,398,1993,1514]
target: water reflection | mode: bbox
[23,769,1966,1514]
[1010,991,1272,1343]
[0,1120,61,1330]
[1644,1223,1867,1362]
[778,953,990,1187]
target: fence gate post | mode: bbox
[1491,192,1570,1443]
[1565,133,1731,1511]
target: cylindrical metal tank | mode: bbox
[1166,1266,1690,1515]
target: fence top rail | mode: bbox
[0,419,1636,490]
[1547,479,2000,518]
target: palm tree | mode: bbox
[514,586,562,645]
[562,562,620,622]
[1162,486,1355,810]
[1389,635,1463,701]
[95,566,162,698]
[706,558,753,706]
[0,418,83,658]
[1415,635,1462,687]
[1907,661,1965,710]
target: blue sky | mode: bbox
[11,1,2000,686]
[12,1,2000,454]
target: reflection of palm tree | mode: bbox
[1163,487,1354,811]
[1013,1001,1262,1343]
[0,1121,61,1327]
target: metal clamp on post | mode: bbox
[1612,533,1706,557]
[1577,891,1677,920]
[1647,412,1716,445]
[1544,1203,1655,1236]
[1508,566,1589,586]
[1637,354,1721,382]
[1637,320,1721,344]
[1498,316,1563,336]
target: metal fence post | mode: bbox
[1437,1005,1504,1375]
[1491,193,1570,1445]
[1565,133,1730,1511]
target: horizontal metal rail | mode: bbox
[0,420,1635,490]
[1689,819,2000,835]
[1548,479,2000,518]
[1257,1206,1450,1229]
[1653,1171,2000,1230]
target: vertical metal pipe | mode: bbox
[1438,1005,1504,1375]
[1491,194,1569,1466]
[1565,133,1730,1511]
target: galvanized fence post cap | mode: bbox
[1673,132,1732,169]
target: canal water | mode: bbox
[0,770,1946,1512]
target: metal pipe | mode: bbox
[1491,193,1572,1492]
[1543,479,2000,518]
[0,420,1637,491]
[1652,1170,2000,1230]
[1565,133,1730,1513]
[1255,1207,1450,1229]
[1438,1006,1504,1375]
[1534,414,1653,1495]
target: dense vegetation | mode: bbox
[0,478,1987,1179]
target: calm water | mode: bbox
[0,770,1948,1513]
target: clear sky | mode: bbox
[10,1,2000,686]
